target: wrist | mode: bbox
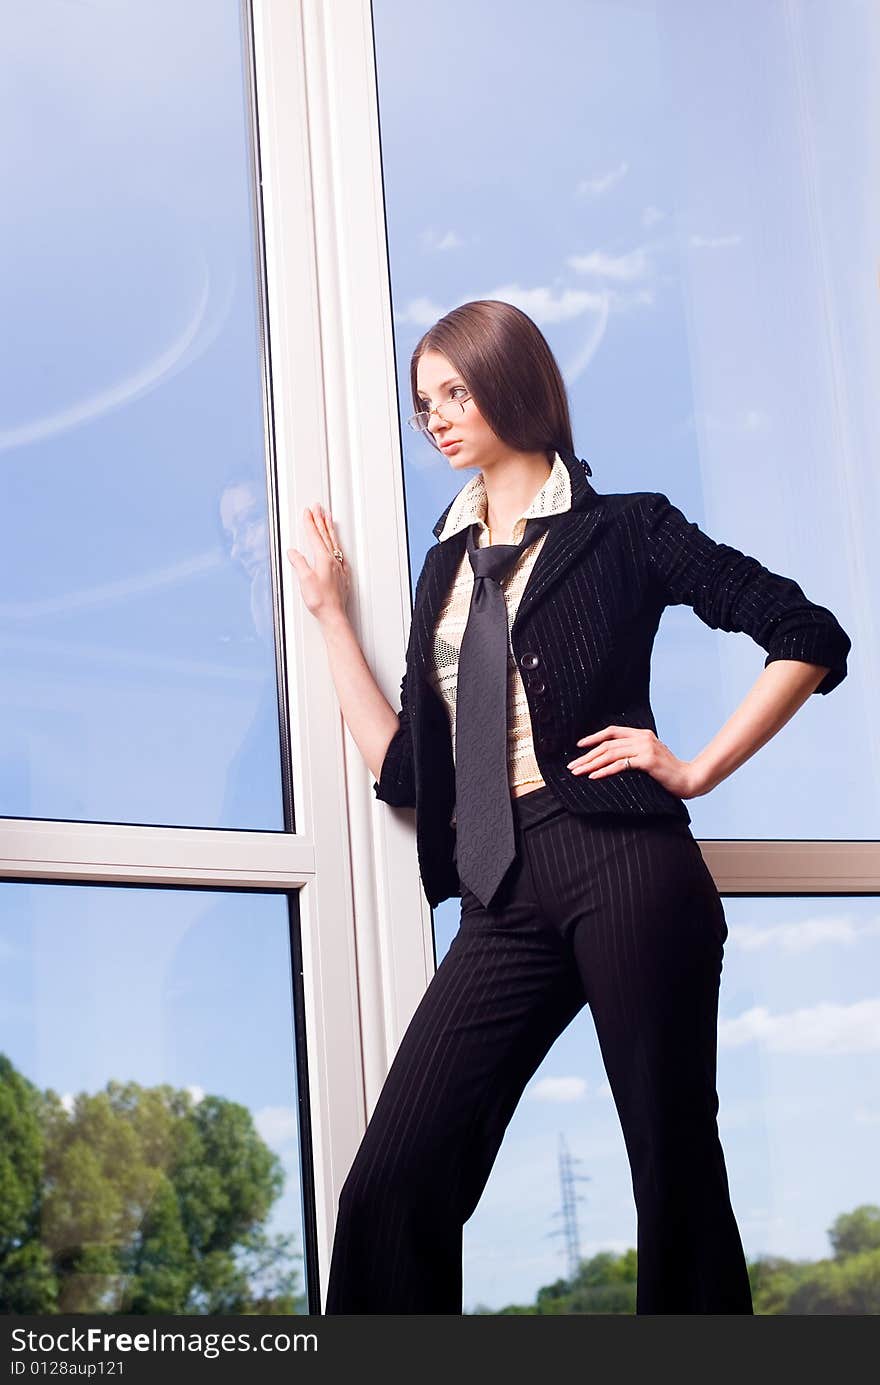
[318,606,351,639]
[685,758,715,798]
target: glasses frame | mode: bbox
[406,392,472,443]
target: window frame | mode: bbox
[2,0,876,1317]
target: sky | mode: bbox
[0,0,877,1317]
[370,0,880,1309]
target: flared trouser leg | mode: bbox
[324,858,585,1313]
[523,807,753,1314]
[325,791,753,1315]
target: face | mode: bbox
[220,480,272,641]
[220,482,268,579]
[415,349,508,473]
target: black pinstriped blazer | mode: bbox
[373,444,851,908]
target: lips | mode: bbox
[439,439,462,451]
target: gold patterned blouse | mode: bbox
[430,451,572,812]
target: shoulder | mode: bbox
[588,488,674,530]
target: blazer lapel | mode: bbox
[413,445,604,683]
[511,504,605,638]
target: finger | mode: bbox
[575,726,618,746]
[304,506,333,558]
[305,503,326,540]
[579,735,630,764]
[569,739,633,772]
[313,503,340,558]
[320,503,341,548]
[588,757,632,778]
[286,546,310,575]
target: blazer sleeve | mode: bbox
[372,669,417,808]
[641,492,851,695]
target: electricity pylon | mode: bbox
[547,1131,591,1280]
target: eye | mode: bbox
[451,386,468,398]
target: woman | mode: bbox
[286,300,851,1315]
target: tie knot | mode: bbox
[466,515,549,582]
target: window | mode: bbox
[372,0,878,1313]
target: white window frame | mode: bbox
[3,0,876,1317]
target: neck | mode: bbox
[482,450,553,536]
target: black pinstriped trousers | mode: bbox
[325,784,753,1314]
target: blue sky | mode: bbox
[371,0,879,1309]
[0,0,877,1316]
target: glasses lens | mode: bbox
[407,398,466,435]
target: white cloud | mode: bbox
[854,1107,880,1126]
[688,233,743,249]
[60,1092,75,1114]
[576,162,628,198]
[489,283,608,323]
[394,284,606,329]
[526,1075,588,1103]
[394,295,449,326]
[718,998,880,1054]
[420,228,463,252]
[186,1084,205,1106]
[732,914,880,953]
[642,205,665,228]
[566,246,651,282]
[254,1104,299,1149]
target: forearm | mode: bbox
[689,659,831,796]
[318,611,402,783]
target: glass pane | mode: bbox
[0,880,309,1314]
[0,0,285,831]
[433,893,880,1315]
[371,0,876,839]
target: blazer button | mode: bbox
[529,679,546,695]
[536,704,554,723]
[520,652,540,670]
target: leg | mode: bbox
[324,860,585,1314]
[526,812,753,1314]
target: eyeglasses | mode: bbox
[406,392,472,437]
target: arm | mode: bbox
[570,496,852,793]
[321,611,416,807]
[641,491,852,694]
[574,657,833,796]
[688,656,830,796]
[287,503,417,807]
[319,610,406,787]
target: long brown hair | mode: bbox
[409,300,575,460]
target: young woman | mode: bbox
[286,299,851,1315]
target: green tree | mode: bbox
[0,1056,56,1312]
[0,1057,305,1314]
[828,1205,880,1260]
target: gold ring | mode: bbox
[332,548,344,564]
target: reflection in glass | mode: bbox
[0,0,284,831]
[0,880,308,1315]
[429,894,880,1314]
[372,0,876,839]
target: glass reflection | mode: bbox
[428,894,880,1314]
[0,0,284,832]
[371,0,875,838]
[0,880,308,1315]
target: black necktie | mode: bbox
[454,515,550,908]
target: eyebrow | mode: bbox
[416,377,464,398]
